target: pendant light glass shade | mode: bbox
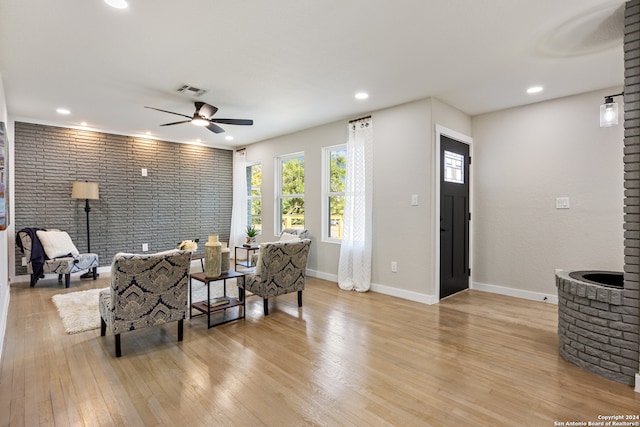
[600,101,618,127]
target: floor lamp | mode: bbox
[72,181,99,278]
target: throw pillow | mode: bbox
[279,232,299,241]
[36,230,80,259]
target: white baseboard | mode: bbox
[0,281,10,366]
[306,269,438,305]
[13,265,112,285]
[306,269,337,283]
[471,281,558,304]
[370,282,438,305]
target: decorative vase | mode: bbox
[205,234,222,277]
[220,242,230,274]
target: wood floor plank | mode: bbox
[1,275,639,426]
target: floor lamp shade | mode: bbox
[72,181,99,200]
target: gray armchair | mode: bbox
[241,239,311,315]
[99,249,191,357]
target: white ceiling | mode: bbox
[0,0,627,149]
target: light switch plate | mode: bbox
[411,194,418,206]
[142,243,148,251]
[556,197,570,209]
[141,168,147,177]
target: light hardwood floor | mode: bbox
[1,275,638,426]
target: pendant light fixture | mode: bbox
[600,92,624,127]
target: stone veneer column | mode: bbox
[623,0,640,388]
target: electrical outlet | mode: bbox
[141,168,147,177]
[142,243,148,251]
[21,257,27,266]
[391,261,398,273]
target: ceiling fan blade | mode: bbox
[206,122,225,134]
[194,102,218,119]
[160,120,191,126]
[145,106,192,119]
[210,118,253,126]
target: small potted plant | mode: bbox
[245,225,258,246]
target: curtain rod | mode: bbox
[349,115,371,124]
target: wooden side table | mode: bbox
[189,270,246,328]
[190,253,205,271]
[234,245,259,270]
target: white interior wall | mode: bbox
[472,88,625,298]
[0,73,11,362]
[245,98,472,301]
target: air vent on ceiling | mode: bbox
[176,85,207,97]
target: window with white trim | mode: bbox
[444,150,464,184]
[276,152,304,234]
[322,145,346,242]
[246,163,262,232]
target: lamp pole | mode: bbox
[84,198,92,253]
[72,181,100,279]
[79,196,98,279]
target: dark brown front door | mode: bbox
[440,135,470,299]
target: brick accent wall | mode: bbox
[13,122,232,275]
[624,0,640,381]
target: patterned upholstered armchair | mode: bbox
[249,228,309,267]
[99,250,191,357]
[17,228,99,288]
[240,239,311,315]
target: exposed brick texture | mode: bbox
[13,122,232,275]
[556,272,638,385]
[624,0,640,383]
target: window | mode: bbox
[323,145,346,241]
[444,150,464,184]
[276,153,304,234]
[246,163,262,232]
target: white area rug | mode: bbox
[51,280,239,334]
[52,288,105,334]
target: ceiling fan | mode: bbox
[145,102,253,134]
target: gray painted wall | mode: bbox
[13,122,232,276]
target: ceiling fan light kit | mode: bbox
[145,102,253,134]
[191,117,209,127]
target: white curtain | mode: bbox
[229,149,247,254]
[338,117,373,292]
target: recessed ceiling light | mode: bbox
[225,135,234,141]
[527,86,543,94]
[80,122,87,126]
[104,0,128,9]
[355,92,369,100]
[56,108,70,115]
[145,131,151,135]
